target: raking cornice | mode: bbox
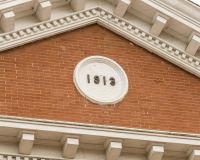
[0,7,200,78]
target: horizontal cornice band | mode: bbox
[0,115,199,159]
[0,115,200,140]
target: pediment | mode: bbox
[0,0,200,78]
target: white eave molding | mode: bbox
[0,6,200,78]
[0,115,200,159]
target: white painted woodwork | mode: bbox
[63,138,79,158]
[106,142,122,160]
[7,156,12,160]
[159,0,200,25]
[0,11,15,32]
[0,0,199,77]
[70,0,85,12]
[104,139,123,149]
[188,150,200,160]
[36,1,52,22]
[147,146,164,160]
[150,16,167,37]
[186,146,200,157]
[19,134,34,154]
[113,0,131,17]
[60,134,80,145]
[0,0,200,159]
[186,35,200,56]
[145,142,165,153]
[0,6,199,78]
[0,116,198,159]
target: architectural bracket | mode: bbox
[0,8,15,33]
[186,35,200,56]
[150,12,170,36]
[147,146,164,160]
[105,141,122,160]
[146,142,165,160]
[113,0,131,17]
[185,31,200,56]
[17,130,35,155]
[70,0,86,12]
[36,0,52,22]
[63,138,79,158]
[186,146,200,157]
[150,16,167,37]
[60,134,80,145]
[188,150,200,160]
[145,142,165,153]
[104,138,123,149]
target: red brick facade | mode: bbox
[0,24,200,133]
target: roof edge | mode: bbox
[0,7,200,78]
[0,114,200,139]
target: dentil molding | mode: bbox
[0,6,200,78]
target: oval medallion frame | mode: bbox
[73,56,128,105]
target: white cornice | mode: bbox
[158,0,200,27]
[0,115,200,159]
[0,115,199,139]
[0,7,200,78]
[146,0,200,32]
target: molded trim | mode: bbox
[0,7,200,78]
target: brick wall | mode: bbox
[0,24,200,133]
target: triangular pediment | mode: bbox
[0,7,200,160]
[0,1,200,78]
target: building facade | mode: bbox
[0,0,200,160]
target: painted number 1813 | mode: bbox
[87,74,115,86]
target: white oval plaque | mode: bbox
[73,56,128,105]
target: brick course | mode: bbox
[0,24,200,133]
